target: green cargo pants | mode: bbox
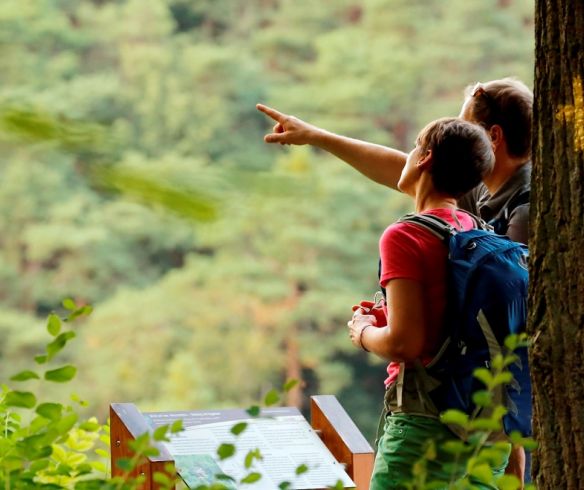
[370,414,510,490]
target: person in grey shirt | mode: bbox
[257,77,533,485]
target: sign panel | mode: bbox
[146,407,355,489]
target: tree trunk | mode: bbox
[531,1,584,488]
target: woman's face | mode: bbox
[397,141,423,196]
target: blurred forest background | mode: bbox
[0,0,533,441]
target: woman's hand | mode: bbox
[352,299,387,327]
[347,311,377,350]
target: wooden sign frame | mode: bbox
[110,395,374,490]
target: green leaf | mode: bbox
[153,472,172,485]
[143,447,161,457]
[508,432,537,451]
[264,389,280,407]
[504,335,519,351]
[295,464,308,475]
[469,418,501,431]
[441,440,471,455]
[491,354,505,371]
[116,458,134,472]
[472,390,493,408]
[171,419,184,433]
[71,392,88,406]
[68,305,94,321]
[10,370,40,382]
[35,355,48,365]
[283,379,299,392]
[474,368,494,388]
[47,313,61,336]
[129,432,151,451]
[240,472,261,484]
[246,406,260,417]
[5,391,36,409]
[278,482,291,490]
[56,413,78,434]
[79,420,101,432]
[423,440,437,460]
[495,474,521,490]
[77,463,93,475]
[95,449,109,458]
[215,474,236,482]
[45,365,77,383]
[478,447,508,467]
[503,354,520,367]
[217,443,235,460]
[468,462,494,484]
[36,403,63,421]
[490,406,508,421]
[492,372,513,386]
[440,409,469,428]
[153,425,170,442]
[231,422,248,436]
[244,449,262,469]
[62,298,77,311]
[29,459,50,472]
[46,332,76,361]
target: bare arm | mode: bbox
[505,445,526,488]
[349,279,426,361]
[256,103,407,190]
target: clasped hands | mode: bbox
[347,299,387,350]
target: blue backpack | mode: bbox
[393,212,532,439]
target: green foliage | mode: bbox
[405,335,536,489]
[0,307,111,489]
[0,306,195,489]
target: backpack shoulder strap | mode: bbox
[397,213,454,242]
[456,210,494,232]
[397,210,491,242]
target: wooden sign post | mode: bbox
[110,395,374,489]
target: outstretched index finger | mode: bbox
[256,103,286,123]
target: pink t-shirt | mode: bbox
[379,209,475,386]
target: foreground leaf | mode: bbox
[36,403,63,421]
[10,370,40,382]
[217,443,235,460]
[45,365,77,383]
[264,389,280,407]
[47,313,61,336]
[240,472,261,484]
[5,391,37,409]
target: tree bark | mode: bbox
[531,1,584,488]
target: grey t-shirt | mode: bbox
[458,163,531,245]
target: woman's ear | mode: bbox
[416,149,433,170]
